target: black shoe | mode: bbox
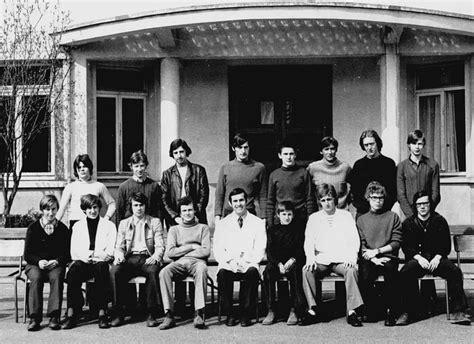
[98,316,110,329]
[240,317,252,327]
[224,316,239,327]
[299,312,319,326]
[61,316,76,330]
[27,318,41,332]
[361,313,378,323]
[450,312,471,325]
[48,317,60,330]
[110,316,124,327]
[395,312,411,326]
[146,314,159,328]
[384,311,396,327]
[347,313,363,327]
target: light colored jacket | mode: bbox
[114,215,165,263]
[71,217,117,263]
[213,212,266,272]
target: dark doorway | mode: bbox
[229,65,332,172]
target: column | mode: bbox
[160,57,180,173]
[380,26,402,164]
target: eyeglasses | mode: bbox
[369,196,385,201]
[416,202,430,207]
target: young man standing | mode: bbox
[215,134,267,221]
[116,150,163,225]
[349,129,397,216]
[63,194,117,329]
[397,130,440,218]
[159,196,211,330]
[301,184,364,327]
[110,192,165,328]
[397,191,470,326]
[307,136,352,209]
[262,201,305,326]
[356,182,402,326]
[161,138,209,226]
[213,188,267,327]
[266,141,315,226]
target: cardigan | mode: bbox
[70,217,117,263]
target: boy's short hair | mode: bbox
[129,150,149,166]
[231,133,249,148]
[169,139,192,158]
[278,139,298,154]
[364,181,387,200]
[39,194,59,211]
[407,129,426,145]
[80,194,102,211]
[276,201,295,214]
[228,187,248,202]
[128,192,148,213]
[412,190,432,214]
[177,196,194,212]
[316,183,338,204]
[320,136,339,151]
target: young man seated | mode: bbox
[356,182,402,326]
[213,188,267,327]
[24,195,70,331]
[62,194,117,329]
[159,196,211,330]
[396,191,471,326]
[301,184,364,327]
[262,201,305,326]
[110,192,165,328]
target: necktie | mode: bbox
[238,216,243,228]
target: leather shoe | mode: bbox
[287,311,299,326]
[159,315,176,330]
[48,316,60,330]
[299,312,319,326]
[347,313,363,327]
[147,314,159,328]
[110,316,124,327]
[395,312,410,326]
[98,316,110,329]
[27,318,41,332]
[61,316,76,330]
[224,316,239,327]
[262,311,275,325]
[384,312,396,327]
[240,317,252,327]
[450,312,471,325]
[193,313,206,329]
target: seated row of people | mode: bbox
[23,183,470,332]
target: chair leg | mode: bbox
[23,281,28,323]
[445,280,450,320]
[14,278,18,323]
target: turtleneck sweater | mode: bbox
[165,218,211,261]
[86,216,99,250]
[307,158,352,208]
[266,164,316,226]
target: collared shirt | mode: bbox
[130,216,147,253]
[177,165,188,197]
[132,175,147,183]
[40,217,57,235]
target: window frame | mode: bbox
[0,85,56,179]
[96,90,147,176]
[415,85,466,176]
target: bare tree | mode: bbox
[0,0,70,216]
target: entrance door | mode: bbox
[229,65,332,172]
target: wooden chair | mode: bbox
[0,238,26,322]
[454,234,474,280]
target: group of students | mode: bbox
[22,129,471,332]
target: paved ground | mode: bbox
[0,269,473,344]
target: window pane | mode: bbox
[22,96,51,172]
[416,63,464,90]
[97,97,116,172]
[122,98,144,171]
[96,69,146,92]
[0,97,13,172]
[419,95,441,166]
[445,90,465,172]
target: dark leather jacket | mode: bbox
[161,161,209,226]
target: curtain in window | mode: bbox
[419,95,441,165]
[444,91,459,172]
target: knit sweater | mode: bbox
[304,209,360,265]
[349,154,397,214]
[24,220,70,266]
[396,156,440,218]
[266,165,316,226]
[215,158,267,217]
[116,177,163,225]
[307,158,352,208]
[165,220,211,261]
[356,210,402,257]
[266,221,305,266]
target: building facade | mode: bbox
[4,2,474,225]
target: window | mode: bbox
[415,63,466,173]
[96,67,146,173]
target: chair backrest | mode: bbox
[453,234,474,266]
[0,239,25,273]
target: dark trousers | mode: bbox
[25,264,65,320]
[358,258,399,314]
[66,260,110,312]
[399,257,467,314]
[263,262,305,316]
[217,267,260,318]
[110,254,162,315]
